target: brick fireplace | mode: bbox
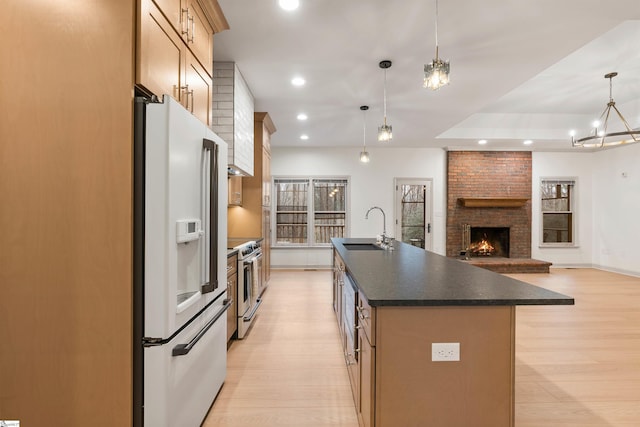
[446,151,532,259]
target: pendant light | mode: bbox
[359,105,370,163]
[377,60,393,142]
[571,72,640,148]
[423,0,450,90]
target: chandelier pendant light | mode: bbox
[359,105,370,163]
[423,0,450,90]
[571,72,640,148]
[378,60,393,142]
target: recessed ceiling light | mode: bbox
[279,0,299,11]
[478,139,487,145]
[297,113,308,121]
[300,134,309,140]
[291,76,305,86]
[523,140,533,145]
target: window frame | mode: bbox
[539,177,578,248]
[272,176,350,248]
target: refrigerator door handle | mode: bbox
[201,138,219,294]
[172,298,232,357]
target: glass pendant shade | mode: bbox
[359,150,370,163]
[424,55,450,90]
[377,124,392,142]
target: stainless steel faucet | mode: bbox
[365,206,386,237]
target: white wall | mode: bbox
[590,143,640,276]
[270,147,447,268]
[532,152,594,267]
[533,147,640,276]
[269,146,640,276]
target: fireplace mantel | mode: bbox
[458,197,529,208]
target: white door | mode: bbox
[394,179,433,250]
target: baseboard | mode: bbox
[591,264,640,278]
[551,263,640,278]
[550,263,593,269]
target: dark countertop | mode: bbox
[227,248,238,258]
[332,238,574,307]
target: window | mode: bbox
[540,178,576,246]
[274,177,348,246]
[397,182,426,248]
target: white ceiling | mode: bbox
[214,0,640,152]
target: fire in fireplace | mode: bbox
[462,225,510,257]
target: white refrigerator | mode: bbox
[133,95,229,427]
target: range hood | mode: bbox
[212,62,254,176]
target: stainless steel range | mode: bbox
[232,241,263,339]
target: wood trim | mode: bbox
[458,197,529,208]
[198,0,230,33]
[255,112,277,135]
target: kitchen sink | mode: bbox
[342,243,383,251]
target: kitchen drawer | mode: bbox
[357,293,375,346]
[226,254,237,277]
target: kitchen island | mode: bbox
[331,238,573,427]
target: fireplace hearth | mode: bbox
[462,225,510,258]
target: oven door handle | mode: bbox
[243,252,262,265]
[172,298,232,357]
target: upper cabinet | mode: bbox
[256,112,275,207]
[212,62,255,176]
[136,0,228,126]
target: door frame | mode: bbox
[393,178,433,251]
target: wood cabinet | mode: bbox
[256,113,275,286]
[152,0,214,66]
[227,112,276,288]
[2,1,136,425]
[137,0,228,126]
[226,254,238,342]
[358,321,375,427]
[1,1,227,425]
[261,129,272,206]
[336,260,374,427]
[262,206,271,286]
[332,248,514,427]
[333,253,345,326]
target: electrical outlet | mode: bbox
[432,343,460,362]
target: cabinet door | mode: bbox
[359,333,375,427]
[138,0,185,102]
[184,0,214,74]
[184,51,212,125]
[262,207,271,285]
[226,270,237,342]
[344,319,359,408]
[153,0,183,33]
[262,146,271,207]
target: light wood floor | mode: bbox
[509,269,640,427]
[204,268,640,426]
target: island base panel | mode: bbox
[375,306,515,427]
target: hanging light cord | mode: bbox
[363,109,367,148]
[383,69,388,125]
[434,0,439,59]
